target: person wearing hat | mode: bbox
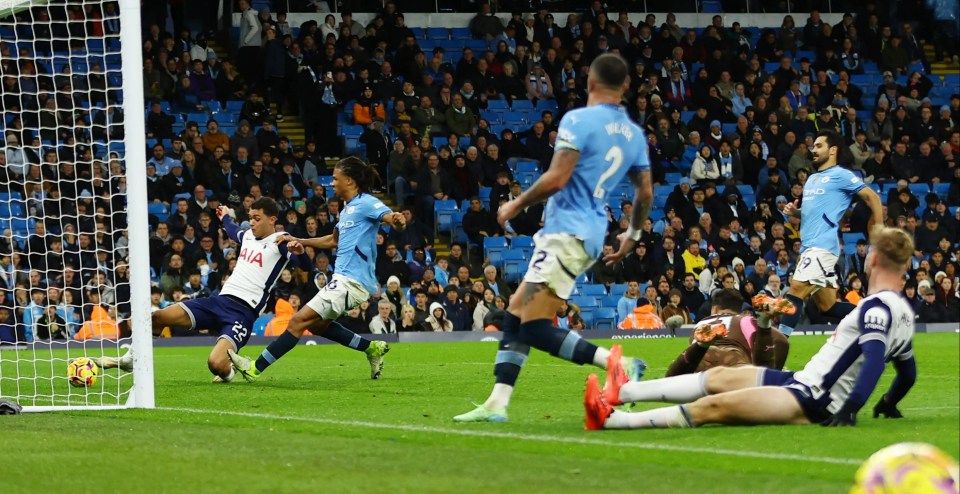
[665,65,691,110]
[916,210,946,254]
[353,85,385,126]
[916,285,950,323]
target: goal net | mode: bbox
[0,0,153,411]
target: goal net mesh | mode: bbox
[0,0,151,410]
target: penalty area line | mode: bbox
[157,406,862,466]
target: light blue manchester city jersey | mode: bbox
[542,104,650,258]
[800,166,865,256]
[335,193,389,293]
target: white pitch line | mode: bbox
[157,406,863,466]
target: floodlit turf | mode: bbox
[1,334,958,493]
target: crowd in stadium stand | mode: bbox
[0,1,958,343]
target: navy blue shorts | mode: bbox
[178,295,257,350]
[761,369,833,423]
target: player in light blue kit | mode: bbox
[454,54,654,422]
[771,129,883,336]
[228,157,406,380]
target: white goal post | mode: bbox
[0,0,153,411]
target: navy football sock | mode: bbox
[256,330,300,372]
[494,312,528,386]
[822,301,856,319]
[777,294,805,337]
[520,319,598,365]
[323,322,372,352]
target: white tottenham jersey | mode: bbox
[220,230,291,313]
[793,290,915,412]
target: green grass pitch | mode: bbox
[1,334,958,493]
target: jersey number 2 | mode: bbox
[594,146,623,199]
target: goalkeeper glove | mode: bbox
[821,401,859,427]
[872,395,904,419]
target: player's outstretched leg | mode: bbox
[454,312,526,422]
[230,306,389,381]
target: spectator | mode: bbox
[917,285,949,323]
[618,300,665,330]
[422,302,453,332]
[354,86,386,126]
[369,299,397,334]
[482,264,511,299]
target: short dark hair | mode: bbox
[250,197,280,217]
[711,288,744,312]
[816,129,853,165]
[589,53,629,89]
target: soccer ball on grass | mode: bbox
[852,442,959,494]
[67,358,99,388]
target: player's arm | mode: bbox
[855,186,884,237]
[605,168,653,265]
[277,231,339,251]
[873,343,916,419]
[217,206,245,244]
[823,300,891,427]
[277,240,313,270]
[380,211,406,231]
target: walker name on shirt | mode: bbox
[604,122,634,141]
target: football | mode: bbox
[852,442,960,494]
[67,358,100,388]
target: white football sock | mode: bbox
[483,383,513,410]
[603,405,695,429]
[592,346,611,368]
[223,368,235,383]
[619,372,708,404]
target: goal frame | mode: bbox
[15,0,154,412]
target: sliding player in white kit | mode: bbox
[228,157,405,381]
[585,226,917,430]
[102,197,312,383]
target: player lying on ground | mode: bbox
[454,53,652,423]
[775,129,884,336]
[665,288,791,377]
[228,157,405,381]
[585,226,917,430]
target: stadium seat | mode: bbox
[593,308,618,330]
[450,27,471,39]
[148,202,169,222]
[486,100,509,112]
[253,314,274,336]
[501,249,527,282]
[908,184,930,196]
[512,159,539,174]
[933,183,949,197]
[608,284,628,297]
[842,233,865,245]
[511,236,534,250]
[426,27,448,40]
[579,284,607,296]
[510,99,534,111]
[601,294,621,308]
[570,296,599,308]
[483,236,508,258]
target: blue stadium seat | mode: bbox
[225,100,244,112]
[862,62,879,74]
[663,172,681,184]
[602,295,622,309]
[570,296,600,308]
[842,233,865,245]
[486,100,509,112]
[608,283,628,297]
[933,182,949,197]
[908,183,930,196]
[511,236,534,250]
[510,99,534,111]
[426,27,448,40]
[593,308,618,330]
[514,160,539,173]
[483,236,508,258]
[501,249,527,282]
[148,202,169,222]
[450,27,471,39]
[436,203,458,234]
[579,284,607,296]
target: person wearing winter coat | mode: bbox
[422,302,453,332]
